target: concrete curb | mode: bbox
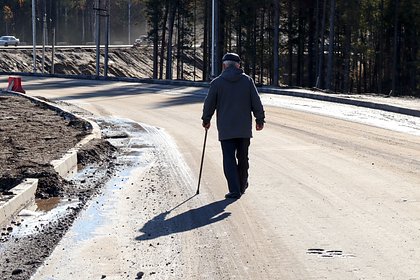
[0,90,101,226]
[49,120,101,178]
[0,179,38,226]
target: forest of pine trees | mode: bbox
[1,0,419,96]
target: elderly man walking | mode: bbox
[201,52,265,199]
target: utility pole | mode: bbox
[193,0,197,81]
[104,0,110,77]
[51,28,55,74]
[128,0,131,44]
[95,0,101,76]
[32,0,36,73]
[42,13,47,73]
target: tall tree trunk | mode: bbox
[178,10,185,80]
[236,8,242,55]
[215,0,221,77]
[308,2,316,87]
[252,10,257,81]
[159,5,169,79]
[202,0,209,80]
[377,0,384,94]
[268,8,273,85]
[363,55,367,92]
[259,8,265,84]
[314,0,320,87]
[244,22,252,76]
[343,22,351,93]
[326,0,336,91]
[391,0,399,96]
[176,11,181,79]
[272,0,280,86]
[296,5,304,86]
[81,9,86,43]
[287,0,293,86]
[357,53,362,93]
[316,0,327,88]
[165,1,177,80]
[151,2,161,79]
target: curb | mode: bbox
[0,179,38,227]
[0,89,101,227]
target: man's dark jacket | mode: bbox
[202,66,265,141]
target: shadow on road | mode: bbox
[135,196,235,241]
[10,76,207,107]
[152,93,205,108]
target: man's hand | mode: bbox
[202,122,211,129]
[256,123,264,131]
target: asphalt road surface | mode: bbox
[6,77,420,279]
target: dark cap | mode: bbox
[222,52,241,63]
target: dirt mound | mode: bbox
[0,47,203,81]
[0,93,90,196]
[77,138,117,167]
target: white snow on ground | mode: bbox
[175,86,420,136]
[260,93,420,136]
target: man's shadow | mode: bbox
[135,196,235,241]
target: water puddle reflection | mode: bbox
[35,197,61,212]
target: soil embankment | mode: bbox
[0,46,203,80]
[0,94,90,195]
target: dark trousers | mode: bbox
[220,138,250,195]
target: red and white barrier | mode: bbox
[6,76,26,93]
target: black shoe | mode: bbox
[240,183,249,194]
[225,192,241,199]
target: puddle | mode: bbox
[67,117,154,243]
[35,197,61,212]
[13,199,80,238]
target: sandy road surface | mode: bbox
[5,77,420,279]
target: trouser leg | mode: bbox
[236,138,250,193]
[220,139,241,195]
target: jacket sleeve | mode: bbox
[201,82,217,124]
[249,78,265,125]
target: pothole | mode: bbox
[307,248,355,258]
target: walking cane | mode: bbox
[196,128,208,195]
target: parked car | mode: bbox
[133,35,151,47]
[0,36,20,46]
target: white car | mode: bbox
[0,36,20,46]
[133,35,151,47]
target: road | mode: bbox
[8,77,420,279]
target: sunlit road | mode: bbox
[8,77,420,279]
